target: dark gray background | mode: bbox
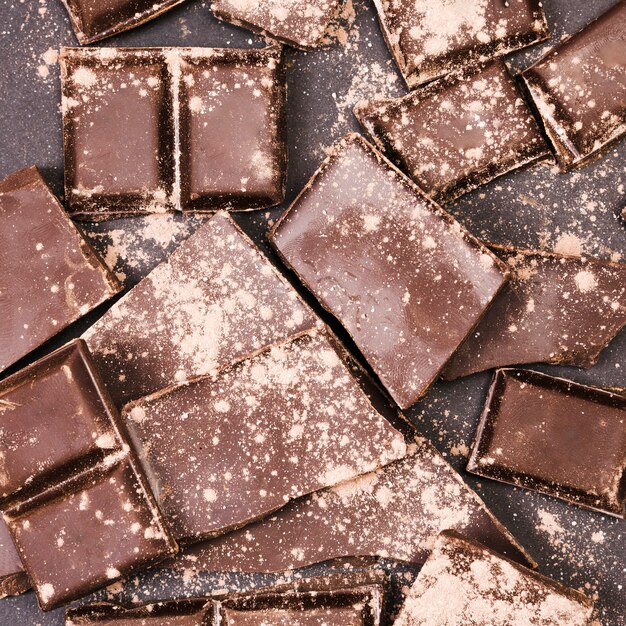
[0,0,624,624]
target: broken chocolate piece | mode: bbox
[123,328,406,543]
[372,0,549,88]
[394,530,594,626]
[270,133,508,409]
[443,247,626,379]
[0,519,29,600]
[355,60,551,205]
[84,211,319,408]
[211,0,340,50]
[520,2,626,170]
[0,166,121,374]
[468,368,626,518]
[0,340,177,610]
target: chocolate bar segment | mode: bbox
[373,0,549,88]
[443,247,626,379]
[394,531,594,626]
[521,2,626,170]
[0,166,121,373]
[0,519,29,599]
[355,61,551,205]
[270,133,508,409]
[84,212,318,408]
[468,369,626,517]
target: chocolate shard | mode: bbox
[0,519,30,600]
[0,340,177,611]
[269,133,509,409]
[468,368,626,518]
[372,0,549,89]
[83,211,319,408]
[443,246,626,380]
[211,0,340,50]
[520,2,626,170]
[394,530,594,626]
[174,436,534,574]
[354,60,551,206]
[0,166,121,374]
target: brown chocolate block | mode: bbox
[176,437,534,573]
[0,519,29,599]
[394,530,594,626]
[372,0,549,88]
[0,166,121,374]
[443,247,626,380]
[84,211,319,408]
[0,340,177,610]
[123,328,406,543]
[269,133,509,409]
[355,61,551,205]
[211,0,340,50]
[468,369,626,518]
[520,1,626,170]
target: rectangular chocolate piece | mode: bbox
[521,1,626,170]
[0,166,121,374]
[394,530,594,626]
[123,328,406,543]
[211,0,340,49]
[468,368,626,517]
[355,60,551,205]
[270,133,508,409]
[0,518,29,599]
[373,0,549,88]
[61,46,287,220]
[0,340,177,610]
[443,247,626,379]
[84,211,319,408]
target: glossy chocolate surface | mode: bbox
[468,369,626,517]
[270,133,508,409]
[84,212,318,408]
[521,1,626,170]
[0,166,121,373]
[443,247,626,379]
[373,0,549,88]
[355,61,550,205]
[394,531,594,626]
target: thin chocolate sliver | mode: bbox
[468,369,626,518]
[0,519,29,599]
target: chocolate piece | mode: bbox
[123,328,406,543]
[443,247,626,379]
[0,340,177,610]
[60,0,186,44]
[372,0,549,88]
[61,46,286,220]
[84,211,318,408]
[0,166,121,374]
[0,519,29,599]
[520,2,626,170]
[211,0,340,50]
[354,61,551,205]
[269,133,508,409]
[176,437,534,573]
[468,368,626,518]
[394,530,594,626]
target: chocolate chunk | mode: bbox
[0,519,29,600]
[211,0,340,49]
[354,61,551,205]
[443,247,626,379]
[394,530,594,626]
[84,211,318,408]
[520,2,626,170]
[60,0,186,44]
[372,0,549,88]
[61,46,287,220]
[176,437,534,574]
[468,368,626,518]
[270,133,508,409]
[0,340,177,610]
[0,166,121,374]
[123,328,406,543]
